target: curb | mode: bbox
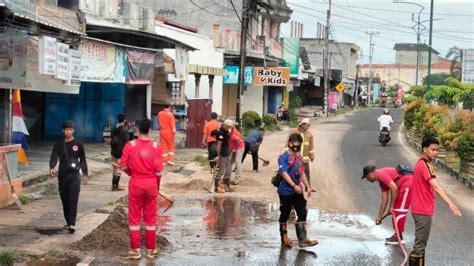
[405,130,473,189]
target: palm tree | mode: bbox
[446,46,463,81]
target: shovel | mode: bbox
[2,152,24,212]
[259,157,270,167]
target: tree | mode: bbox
[425,77,474,108]
[446,46,463,81]
[423,72,452,86]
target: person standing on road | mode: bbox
[242,128,265,172]
[277,133,317,248]
[361,165,413,244]
[49,120,88,234]
[288,118,316,192]
[119,119,164,260]
[110,113,129,191]
[158,104,176,166]
[202,112,221,172]
[229,126,245,185]
[409,136,462,265]
[215,119,233,193]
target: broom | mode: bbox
[2,152,24,212]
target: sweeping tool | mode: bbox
[2,152,24,212]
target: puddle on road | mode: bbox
[35,228,65,236]
[149,197,401,265]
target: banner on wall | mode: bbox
[56,42,70,81]
[175,46,189,81]
[223,65,253,85]
[0,32,27,89]
[126,50,155,84]
[282,37,300,77]
[69,50,82,85]
[254,67,290,86]
[80,40,118,82]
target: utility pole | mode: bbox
[236,0,250,129]
[426,0,434,91]
[366,31,378,107]
[323,0,331,117]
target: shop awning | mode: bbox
[189,64,225,76]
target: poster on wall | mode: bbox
[223,65,253,85]
[253,67,290,86]
[56,42,70,80]
[38,36,57,75]
[69,50,81,85]
[329,91,338,111]
[126,50,155,84]
[0,32,27,89]
[80,40,118,82]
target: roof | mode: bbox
[156,16,198,33]
[359,59,451,69]
[393,43,440,54]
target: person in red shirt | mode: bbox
[229,126,245,185]
[409,136,462,264]
[158,104,176,166]
[201,112,221,171]
[119,119,164,260]
[361,165,413,244]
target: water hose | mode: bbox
[392,212,408,265]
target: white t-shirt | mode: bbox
[377,115,394,130]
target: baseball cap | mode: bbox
[224,119,234,127]
[361,165,376,179]
[299,118,311,126]
[62,120,76,129]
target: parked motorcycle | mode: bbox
[277,106,289,121]
[379,127,391,146]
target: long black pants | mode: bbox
[208,141,218,168]
[279,193,307,223]
[58,172,81,226]
[242,142,259,171]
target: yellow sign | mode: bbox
[336,83,346,93]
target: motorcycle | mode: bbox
[277,106,289,121]
[379,127,391,146]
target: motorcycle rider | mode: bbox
[377,108,394,140]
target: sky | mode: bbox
[282,0,474,64]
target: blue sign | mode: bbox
[223,66,254,85]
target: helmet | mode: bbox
[383,108,390,115]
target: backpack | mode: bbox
[110,127,122,147]
[396,164,413,175]
[271,154,299,187]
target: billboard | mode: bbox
[462,49,474,83]
[223,65,253,85]
[254,67,290,86]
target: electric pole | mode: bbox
[366,31,379,107]
[323,0,331,117]
[426,0,434,91]
[236,0,250,129]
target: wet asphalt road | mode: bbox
[339,108,474,265]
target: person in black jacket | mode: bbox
[49,120,88,233]
[110,113,129,191]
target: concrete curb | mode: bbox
[405,130,473,189]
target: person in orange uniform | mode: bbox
[158,104,176,166]
[119,119,164,260]
[202,112,221,171]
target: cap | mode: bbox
[361,165,376,179]
[62,120,75,129]
[224,119,234,127]
[299,118,311,126]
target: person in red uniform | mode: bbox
[409,136,462,265]
[361,165,413,244]
[158,104,176,166]
[119,119,164,260]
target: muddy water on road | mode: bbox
[145,196,402,265]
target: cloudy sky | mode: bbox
[282,0,474,64]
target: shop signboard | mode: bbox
[69,50,81,85]
[56,42,70,81]
[38,36,57,76]
[126,50,155,84]
[253,67,290,87]
[0,32,27,89]
[223,65,253,85]
[80,40,118,82]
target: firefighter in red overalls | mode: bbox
[119,119,164,259]
[158,104,176,166]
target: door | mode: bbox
[125,84,147,122]
[186,99,212,148]
[222,84,237,117]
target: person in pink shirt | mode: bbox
[361,165,413,244]
[409,136,462,264]
[229,126,245,185]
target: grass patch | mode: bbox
[193,155,208,166]
[285,119,299,128]
[43,184,58,196]
[44,248,61,257]
[18,194,30,205]
[264,124,280,132]
[0,250,17,265]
